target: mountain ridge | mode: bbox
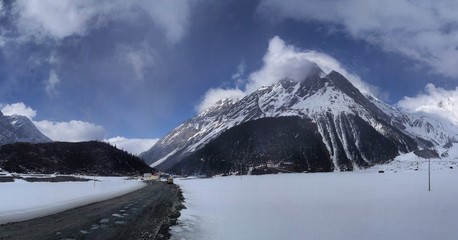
[141,68,458,175]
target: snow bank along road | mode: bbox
[0,176,146,224]
[0,181,183,240]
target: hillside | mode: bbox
[167,114,414,175]
[168,117,332,175]
[0,141,154,176]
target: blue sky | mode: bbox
[1,0,458,154]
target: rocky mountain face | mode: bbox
[0,112,51,145]
[0,111,16,145]
[141,68,458,175]
[0,141,155,176]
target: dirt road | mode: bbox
[0,181,184,240]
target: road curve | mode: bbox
[0,181,183,240]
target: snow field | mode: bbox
[0,176,146,224]
[172,169,458,240]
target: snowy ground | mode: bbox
[0,175,146,224]
[171,159,458,240]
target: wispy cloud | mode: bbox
[231,60,246,89]
[14,0,95,41]
[10,0,192,43]
[117,42,155,81]
[258,0,458,78]
[0,1,5,17]
[44,70,60,97]
[1,0,194,98]
[1,102,37,119]
[138,0,191,44]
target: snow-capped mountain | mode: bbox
[0,111,16,145]
[0,112,51,145]
[141,67,458,174]
[369,96,458,146]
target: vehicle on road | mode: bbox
[167,176,174,184]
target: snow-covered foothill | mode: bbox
[369,143,458,173]
[0,176,146,224]
[172,166,458,240]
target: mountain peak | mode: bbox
[142,69,455,175]
[0,113,51,145]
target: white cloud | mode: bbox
[258,0,458,78]
[197,88,245,113]
[45,70,60,96]
[397,84,458,124]
[34,120,106,142]
[104,137,158,155]
[231,60,246,88]
[138,0,191,44]
[117,43,155,81]
[246,36,316,93]
[1,102,162,147]
[14,0,95,40]
[1,102,37,119]
[1,102,106,142]
[0,1,4,16]
[197,36,379,112]
[11,0,192,43]
[6,1,192,94]
[232,61,246,80]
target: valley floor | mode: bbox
[171,161,458,240]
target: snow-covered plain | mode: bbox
[0,176,146,224]
[172,162,458,240]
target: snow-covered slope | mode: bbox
[0,112,51,145]
[6,115,51,143]
[369,96,458,146]
[142,68,458,173]
[0,112,16,145]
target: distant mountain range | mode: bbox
[141,66,458,175]
[0,111,51,145]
